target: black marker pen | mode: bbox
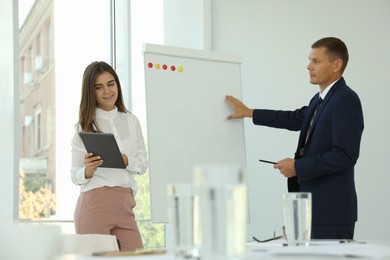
[259,159,277,164]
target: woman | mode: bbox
[70,61,148,251]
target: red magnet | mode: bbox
[162,64,168,70]
[147,62,153,68]
[171,65,176,71]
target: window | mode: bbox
[34,105,41,152]
[127,1,165,248]
[18,0,164,248]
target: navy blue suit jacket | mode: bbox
[253,78,364,225]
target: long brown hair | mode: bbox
[78,61,129,132]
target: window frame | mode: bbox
[0,0,20,223]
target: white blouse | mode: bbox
[70,108,148,195]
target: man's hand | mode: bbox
[274,158,296,178]
[225,95,253,119]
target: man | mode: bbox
[226,37,364,239]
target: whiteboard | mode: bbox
[143,43,246,222]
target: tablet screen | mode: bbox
[79,132,126,169]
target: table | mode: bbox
[58,240,390,260]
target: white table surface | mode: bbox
[58,240,390,260]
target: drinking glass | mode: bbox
[193,164,247,260]
[167,183,199,258]
[283,192,312,246]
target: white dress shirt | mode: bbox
[319,78,340,99]
[70,108,148,195]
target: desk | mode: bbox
[58,240,390,260]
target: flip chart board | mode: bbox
[143,43,246,222]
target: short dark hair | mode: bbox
[311,37,349,73]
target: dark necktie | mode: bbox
[305,97,323,144]
[291,97,323,192]
[296,97,323,159]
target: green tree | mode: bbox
[19,170,56,219]
[134,172,165,248]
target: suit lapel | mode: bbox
[296,95,318,151]
[295,77,346,159]
[305,78,345,143]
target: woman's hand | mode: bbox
[84,153,103,179]
[121,154,129,167]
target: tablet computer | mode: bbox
[79,132,126,169]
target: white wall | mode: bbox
[164,0,390,240]
[164,0,211,50]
